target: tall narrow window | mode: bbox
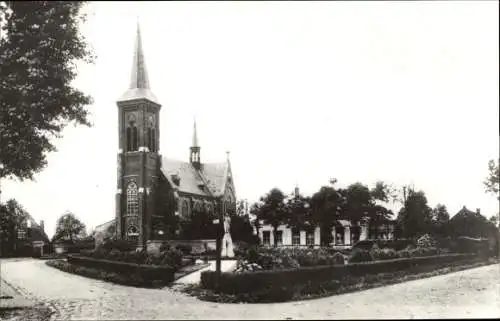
[151,128,156,152]
[181,200,189,218]
[126,182,139,216]
[263,231,271,246]
[276,230,283,246]
[292,228,301,246]
[127,120,138,152]
[147,128,152,151]
[306,231,314,246]
[132,126,138,151]
[126,127,132,151]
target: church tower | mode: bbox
[116,22,161,247]
[190,119,201,170]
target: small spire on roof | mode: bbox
[192,117,199,148]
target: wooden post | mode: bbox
[215,197,224,288]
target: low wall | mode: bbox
[147,239,217,254]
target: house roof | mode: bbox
[161,157,229,197]
[94,219,115,234]
[452,206,484,221]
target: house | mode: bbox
[94,22,236,252]
[258,217,395,249]
[259,225,321,248]
[448,206,495,239]
[9,218,49,257]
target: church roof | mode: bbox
[161,157,229,197]
[117,22,159,104]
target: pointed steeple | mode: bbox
[192,117,199,148]
[190,118,201,169]
[129,21,150,90]
[118,21,159,104]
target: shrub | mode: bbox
[100,239,136,252]
[348,248,374,263]
[352,240,378,251]
[416,234,437,248]
[159,242,171,252]
[408,247,439,258]
[244,247,346,269]
[371,248,399,261]
[175,244,193,255]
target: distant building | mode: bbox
[256,187,395,249]
[4,217,49,257]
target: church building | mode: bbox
[96,23,236,249]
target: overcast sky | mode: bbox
[2,1,499,238]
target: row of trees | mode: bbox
[248,180,398,246]
[246,164,500,247]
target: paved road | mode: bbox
[1,258,499,320]
[174,260,237,285]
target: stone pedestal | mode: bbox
[221,232,234,258]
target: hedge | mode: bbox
[46,259,160,288]
[201,253,477,297]
[67,254,175,283]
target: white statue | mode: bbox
[223,215,231,234]
[221,214,235,258]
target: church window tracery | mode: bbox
[126,182,139,216]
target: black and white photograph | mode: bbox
[0,1,499,320]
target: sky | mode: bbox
[1,1,499,239]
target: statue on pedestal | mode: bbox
[221,214,235,258]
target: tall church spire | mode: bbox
[130,21,150,90]
[192,118,199,147]
[190,118,201,169]
[117,21,159,104]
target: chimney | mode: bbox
[40,220,44,231]
[476,208,480,215]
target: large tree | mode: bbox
[0,199,30,256]
[53,211,86,242]
[310,182,345,246]
[484,158,499,201]
[431,204,450,236]
[255,188,288,247]
[396,189,433,238]
[0,1,94,183]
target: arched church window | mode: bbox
[181,200,189,218]
[147,115,156,152]
[126,120,138,152]
[126,127,132,151]
[132,126,138,151]
[126,182,139,216]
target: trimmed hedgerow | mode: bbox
[348,248,374,263]
[45,259,163,288]
[200,253,478,302]
[67,255,175,283]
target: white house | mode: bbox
[257,218,394,249]
[258,224,321,248]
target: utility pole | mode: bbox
[214,196,224,288]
